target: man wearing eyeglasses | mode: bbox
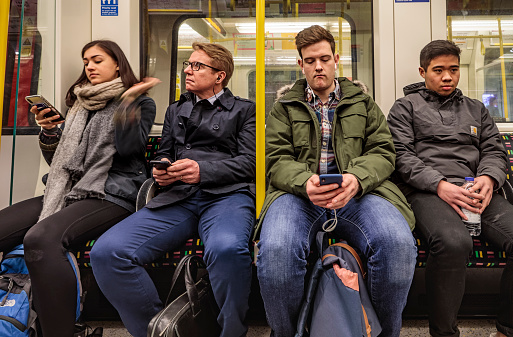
[91,42,256,337]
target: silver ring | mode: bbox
[180,175,183,180]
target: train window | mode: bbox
[247,70,300,119]
[146,0,373,123]
[448,1,513,122]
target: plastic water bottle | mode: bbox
[461,177,481,236]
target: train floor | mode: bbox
[86,318,498,336]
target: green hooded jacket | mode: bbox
[254,78,415,240]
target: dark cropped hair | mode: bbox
[192,42,234,87]
[65,40,139,107]
[420,40,461,71]
[295,25,336,59]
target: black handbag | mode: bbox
[147,255,221,337]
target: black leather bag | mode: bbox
[147,255,221,337]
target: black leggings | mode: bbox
[0,197,131,337]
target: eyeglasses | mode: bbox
[183,61,221,72]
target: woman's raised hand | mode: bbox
[121,77,162,101]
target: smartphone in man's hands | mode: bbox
[319,174,343,187]
[150,160,172,170]
[25,95,65,122]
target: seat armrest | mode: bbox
[136,178,158,211]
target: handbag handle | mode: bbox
[184,256,208,317]
[165,254,208,317]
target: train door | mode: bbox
[0,0,142,208]
[0,0,49,208]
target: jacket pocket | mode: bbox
[291,119,311,147]
[340,110,366,139]
[338,111,366,159]
[291,119,313,159]
[460,124,481,146]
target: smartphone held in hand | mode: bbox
[25,95,65,122]
[150,160,172,170]
[319,174,343,187]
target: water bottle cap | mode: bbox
[464,177,474,181]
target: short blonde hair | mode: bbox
[192,42,234,87]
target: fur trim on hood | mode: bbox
[352,80,369,94]
[275,84,295,102]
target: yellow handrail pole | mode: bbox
[498,18,509,119]
[338,17,343,77]
[208,0,213,42]
[0,1,10,150]
[447,16,453,41]
[255,0,265,217]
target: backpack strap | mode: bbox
[67,251,85,321]
[328,242,366,279]
[315,231,329,257]
[361,304,372,337]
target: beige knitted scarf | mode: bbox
[39,78,125,221]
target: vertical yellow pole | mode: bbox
[338,17,343,77]
[208,0,212,42]
[255,0,265,216]
[0,0,10,150]
[447,16,453,41]
[498,18,509,119]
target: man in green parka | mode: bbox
[256,25,417,337]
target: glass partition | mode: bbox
[448,1,513,122]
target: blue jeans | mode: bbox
[256,193,417,337]
[90,190,255,337]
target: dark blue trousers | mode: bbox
[91,190,255,337]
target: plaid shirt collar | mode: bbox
[305,80,342,105]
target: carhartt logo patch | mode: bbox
[470,126,478,136]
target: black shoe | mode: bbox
[74,322,87,337]
[86,327,103,337]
